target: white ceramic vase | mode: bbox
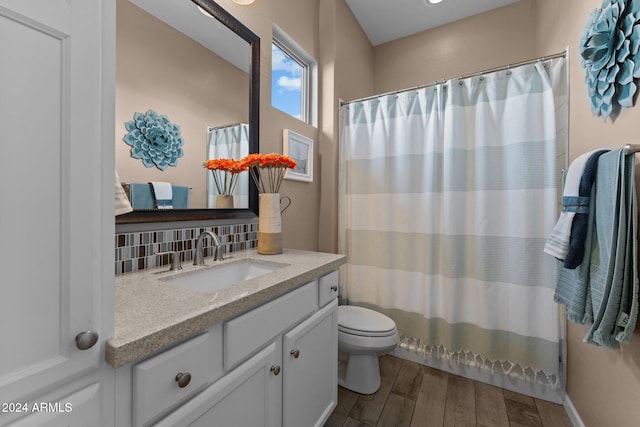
[258,193,283,254]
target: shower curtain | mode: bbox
[338,57,568,394]
[207,123,249,208]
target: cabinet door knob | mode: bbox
[330,285,338,292]
[75,331,99,350]
[270,365,281,376]
[290,349,300,359]
[175,372,191,388]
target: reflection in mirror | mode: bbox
[206,122,249,208]
[116,0,260,223]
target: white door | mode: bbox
[6,383,103,427]
[0,0,113,409]
[283,299,338,427]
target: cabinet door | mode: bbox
[283,299,338,427]
[0,0,113,406]
[6,383,102,427]
[155,341,282,427]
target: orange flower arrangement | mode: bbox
[239,153,297,193]
[203,158,248,195]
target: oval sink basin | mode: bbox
[160,259,287,293]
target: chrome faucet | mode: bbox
[193,231,224,265]
[156,251,182,271]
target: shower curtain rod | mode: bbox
[340,50,567,106]
[207,122,248,132]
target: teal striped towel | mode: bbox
[554,149,638,347]
[584,149,638,347]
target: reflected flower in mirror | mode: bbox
[123,109,184,170]
[204,158,248,195]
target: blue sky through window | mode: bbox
[271,43,303,120]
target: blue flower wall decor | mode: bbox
[580,0,640,120]
[123,110,184,170]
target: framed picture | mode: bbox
[283,129,313,182]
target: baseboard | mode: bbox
[564,394,586,427]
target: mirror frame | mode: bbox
[116,0,260,224]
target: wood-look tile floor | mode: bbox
[324,355,572,427]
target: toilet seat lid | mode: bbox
[338,305,396,337]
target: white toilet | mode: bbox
[337,305,399,394]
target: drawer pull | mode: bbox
[175,372,191,388]
[75,331,99,350]
[330,285,338,292]
[270,365,281,376]
[290,349,300,359]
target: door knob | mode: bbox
[270,365,281,376]
[330,285,338,292]
[175,372,191,388]
[290,349,300,359]
[75,331,99,350]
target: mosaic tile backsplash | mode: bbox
[115,222,258,275]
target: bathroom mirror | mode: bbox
[116,0,260,224]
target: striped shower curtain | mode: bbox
[207,123,250,208]
[338,57,567,395]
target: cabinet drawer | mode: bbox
[224,281,317,369]
[132,329,221,427]
[154,342,281,427]
[318,270,339,307]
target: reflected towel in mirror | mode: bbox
[126,183,189,209]
[150,181,173,209]
[115,170,133,216]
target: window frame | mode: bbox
[271,25,317,126]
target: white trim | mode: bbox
[563,394,586,427]
[392,347,565,404]
[272,24,317,127]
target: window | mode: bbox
[271,25,317,125]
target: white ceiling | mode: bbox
[344,0,522,46]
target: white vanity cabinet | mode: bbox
[0,0,114,426]
[116,271,339,427]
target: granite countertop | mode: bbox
[106,248,346,368]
